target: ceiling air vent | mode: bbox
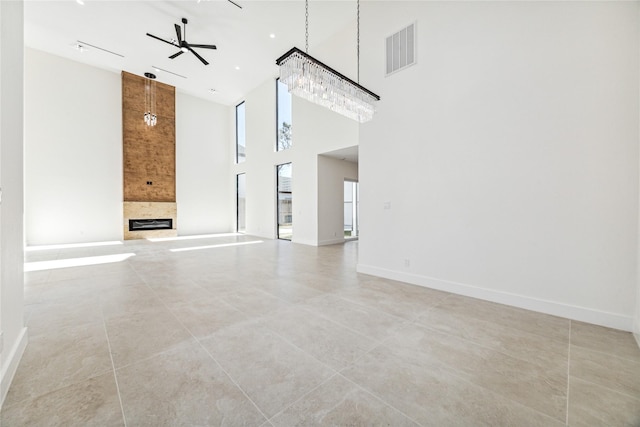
[386,23,416,76]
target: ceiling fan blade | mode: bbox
[146,33,176,47]
[227,0,242,9]
[174,24,182,42]
[188,47,209,66]
[169,51,184,59]
[188,44,217,50]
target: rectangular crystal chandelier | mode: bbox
[276,47,380,123]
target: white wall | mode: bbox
[318,155,358,246]
[232,19,361,246]
[358,1,639,331]
[636,3,640,346]
[176,93,232,235]
[235,77,359,245]
[24,49,233,245]
[0,0,27,407]
[235,80,279,239]
[24,48,122,245]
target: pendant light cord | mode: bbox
[357,0,360,83]
[305,0,309,53]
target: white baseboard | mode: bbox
[291,238,319,247]
[318,238,345,246]
[1,327,28,409]
[357,264,634,332]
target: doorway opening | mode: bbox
[344,180,359,239]
[277,163,292,240]
[236,173,246,233]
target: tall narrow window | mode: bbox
[276,79,292,151]
[237,173,246,233]
[277,163,292,240]
[236,101,246,163]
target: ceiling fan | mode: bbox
[146,18,216,66]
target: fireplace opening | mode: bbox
[129,218,173,231]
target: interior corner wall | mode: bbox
[236,75,359,245]
[636,2,640,346]
[358,1,640,331]
[0,0,27,408]
[233,79,279,240]
[317,155,358,246]
[176,92,232,235]
[24,48,122,245]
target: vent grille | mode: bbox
[386,23,416,76]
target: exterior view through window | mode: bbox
[236,101,246,163]
[277,163,292,240]
[236,173,246,233]
[344,181,359,238]
[276,79,292,151]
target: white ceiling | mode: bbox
[321,146,358,163]
[24,0,357,105]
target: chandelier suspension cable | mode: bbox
[143,72,158,127]
[275,0,380,123]
[357,0,360,83]
[305,0,309,53]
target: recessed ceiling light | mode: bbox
[73,43,86,53]
[76,0,85,4]
[235,66,240,70]
[209,89,217,94]
[270,34,276,39]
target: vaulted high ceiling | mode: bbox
[25,0,357,105]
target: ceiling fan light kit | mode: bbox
[276,0,379,123]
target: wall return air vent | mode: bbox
[386,23,416,76]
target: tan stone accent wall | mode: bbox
[122,71,176,203]
[124,202,177,240]
[122,71,177,240]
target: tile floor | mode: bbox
[3,234,640,426]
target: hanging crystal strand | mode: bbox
[151,79,157,126]
[144,77,150,126]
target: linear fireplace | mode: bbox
[129,218,173,232]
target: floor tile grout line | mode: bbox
[337,372,426,427]
[268,298,403,349]
[0,363,117,412]
[265,371,342,423]
[415,294,573,346]
[265,325,342,374]
[568,374,640,403]
[428,350,567,424]
[197,341,272,423]
[99,305,128,427]
[566,320,571,425]
[569,341,640,365]
[411,313,570,377]
[136,271,272,424]
[371,321,568,425]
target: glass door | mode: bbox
[344,180,359,239]
[277,163,292,240]
[236,173,246,233]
